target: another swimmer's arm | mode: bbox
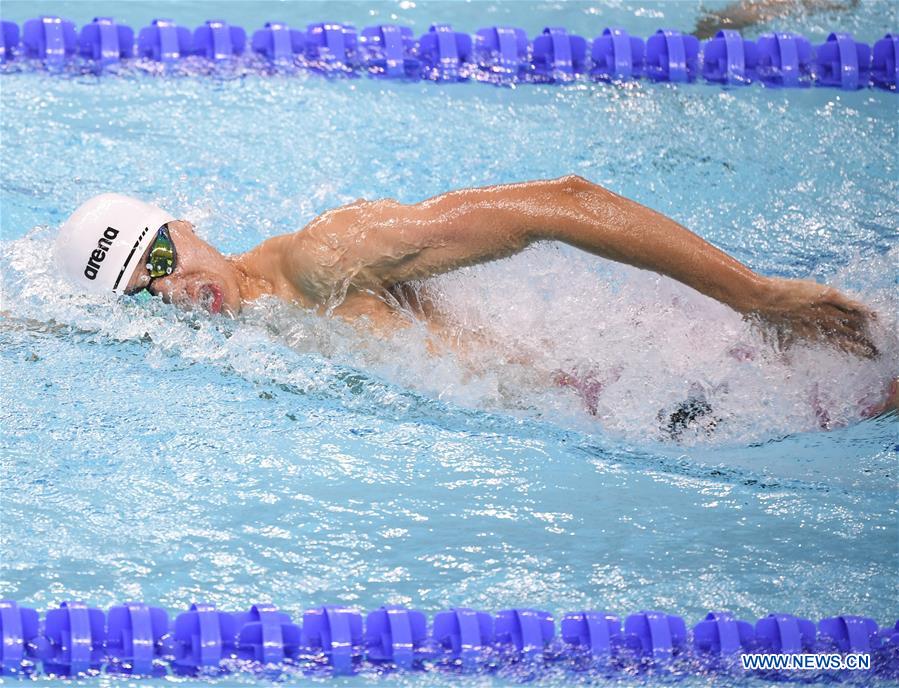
[694,0,858,39]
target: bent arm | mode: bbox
[287,176,875,355]
[293,176,768,313]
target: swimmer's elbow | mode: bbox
[551,174,594,194]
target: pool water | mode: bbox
[0,0,897,685]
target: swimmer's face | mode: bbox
[125,220,242,315]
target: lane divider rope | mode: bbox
[0,17,896,90]
[0,600,896,678]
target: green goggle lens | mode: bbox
[146,225,176,278]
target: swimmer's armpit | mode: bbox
[693,0,859,39]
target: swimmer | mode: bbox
[54,178,897,415]
[693,0,859,39]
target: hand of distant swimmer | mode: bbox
[749,277,878,357]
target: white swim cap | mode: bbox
[55,193,176,294]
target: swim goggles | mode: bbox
[129,224,177,297]
[146,223,177,279]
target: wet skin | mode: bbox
[693,0,859,39]
[123,176,896,414]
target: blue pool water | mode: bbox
[0,0,897,685]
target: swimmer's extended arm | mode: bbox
[287,176,875,355]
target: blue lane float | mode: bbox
[645,29,700,82]
[1,20,20,61]
[702,30,757,85]
[366,606,430,668]
[623,610,688,660]
[591,27,645,81]
[137,19,192,62]
[0,599,897,679]
[872,32,898,89]
[532,27,589,81]
[1,15,895,90]
[432,607,494,668]
[105,603,169,676]
[361,25,419,78]
[78,17,133,64]
[815,31,871,89]
[755,613,818,653]
[40,601,106,676]
[192,20,246,60]
[417,24,472,81]
[561,610,623,656]
[474,26,530,80]
[306,22,357,72]
[21,16,77,65]
[757,31,814,87]
[251,21,305,62]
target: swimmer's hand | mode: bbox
[750,277,878,357]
